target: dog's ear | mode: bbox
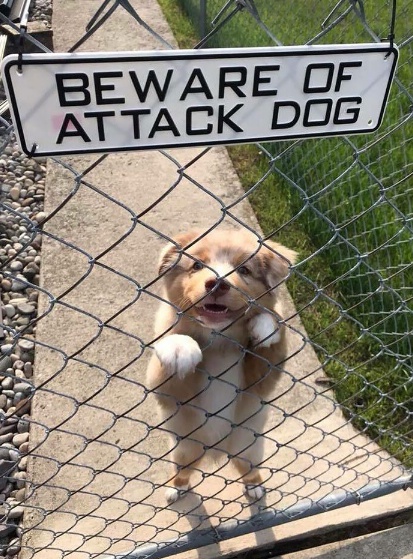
[158,231,201,275]
[260,240,298,289]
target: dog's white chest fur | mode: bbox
[195,340,243,448]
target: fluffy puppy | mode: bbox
[146,228,297,503]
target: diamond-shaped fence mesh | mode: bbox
[0,1,412,558]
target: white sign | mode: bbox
[1,44,398,157]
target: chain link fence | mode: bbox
[0,0,412,558]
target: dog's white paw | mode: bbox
[249,313,281,348]
[244,483,265,500]
[165,485,189,504]
[155,334,202,379]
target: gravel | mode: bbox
[29,0,53,28]
[0,136,45,556]
[0,1,52,555]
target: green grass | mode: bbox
[157,0,413,466]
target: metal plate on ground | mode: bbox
[1,44,398,157]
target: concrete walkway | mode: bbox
[23,1,412,558]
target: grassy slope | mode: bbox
[157,0,413,466]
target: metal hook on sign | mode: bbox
[17,24,27,74]
[385,0,397,59]
[28,143,38,158]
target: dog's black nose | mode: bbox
[205,278,230,294]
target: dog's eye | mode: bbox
[192,261,204,271]
[238,265,250,276]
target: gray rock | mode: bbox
[7,538,21,556]
[0,279,11,291]
[18,442,29,454]
[13,488,25,502]
[9,262,23,273]
[17,456,27,471]
[0,460,15,477]
[16,419,29,433]
[8,450,19,462]
[8,298,26,306]
[18,339,34,352]
[0,448,10,460]
[0,522,16,538]
[22,266,37,281]
[9,187,20,202]
[15,303,35,315]
[6,506,24,519]
[1,378,13,390]
[5,405,15,416]
[13,393,25,405]
[23,363,32,378]
[3,306,15,319]
[0,478,7,493]
[11,471,26,489]
[0,432,14,446]
[33,211,47,223]
[3,479,13,493]
[0,357,12,374]
[10,280,25,292]
[13,383,31,395]
[12,433,28,447]
[0,434,13,445]
[14,399,30,416]
[0,425,15,437]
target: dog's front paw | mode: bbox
[165,484,189,504]
[249,313,281,348]
[154,334,202,379]
[244,483,265,500]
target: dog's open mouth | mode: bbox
[202,303,228,314]
[196,303,243,324]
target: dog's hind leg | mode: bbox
[231,439,265,500]
[166,437,205,504]
[230,398,268,501]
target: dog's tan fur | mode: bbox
[146,228,297,502]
